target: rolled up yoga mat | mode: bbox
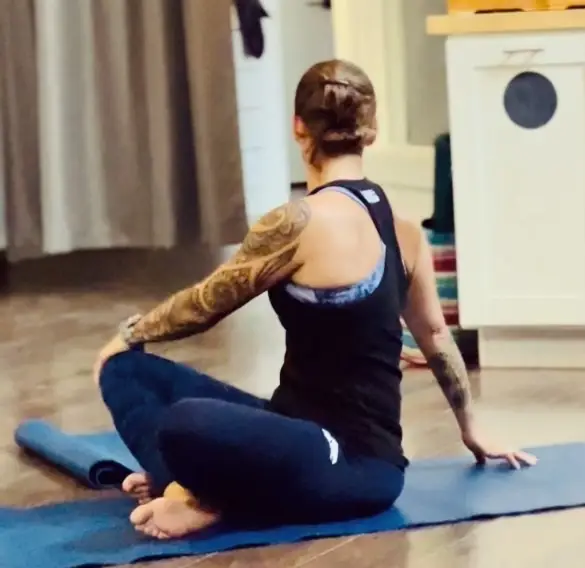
[8,419,585,568]
[14,419,142,488]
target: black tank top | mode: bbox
[268,179,409,469]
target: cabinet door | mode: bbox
[446,33,585,327]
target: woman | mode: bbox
[95,59,537,540]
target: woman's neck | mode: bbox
[305,155,365,194]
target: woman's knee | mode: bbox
[98,350,156,405]
[99,350,139,389]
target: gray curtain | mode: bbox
[0,0,248,262]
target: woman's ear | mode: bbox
[293,116,307,142]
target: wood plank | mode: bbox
[193,538,356,568]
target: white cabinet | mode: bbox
[446,31,585,328]
[231,0,291,222]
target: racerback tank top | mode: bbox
[267,179,409,469]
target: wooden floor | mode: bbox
[2,250,585,568]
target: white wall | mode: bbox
[280,2,335,184]
[331,0,438,195]
[403,0,449,146]
[231,0,291,221]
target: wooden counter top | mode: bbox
[427,9,585,35]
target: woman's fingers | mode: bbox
[486,449,538,469]
[506,453,521,470]
[514,450,538,466]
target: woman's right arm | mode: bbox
[122,199,311,346]
[400,226,477,436]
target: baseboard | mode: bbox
[479,327,585,369]
[365,144,435,191]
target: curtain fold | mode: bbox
[0,0,248,262]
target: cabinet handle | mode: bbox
[502,48,544,56]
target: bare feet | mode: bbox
[130,497,221,539]
[122,473,153,505]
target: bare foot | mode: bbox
[130,497,220,539]
[122,473,153,505]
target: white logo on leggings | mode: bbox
[322,429,339,465]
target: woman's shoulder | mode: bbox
[394,215,424,276]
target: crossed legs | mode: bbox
[99,351,404,539]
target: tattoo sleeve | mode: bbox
[426,332,473,426]
[127,199,311,344]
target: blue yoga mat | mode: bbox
[7,420,585,568]
[15,420,142,488]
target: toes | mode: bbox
[123,473,149,494]
[151,527,168,540]
[138,522,169,540]
[133,523,148,534]
[130,504,153,527]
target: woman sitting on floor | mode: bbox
[94,59,536,540]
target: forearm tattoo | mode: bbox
[127,200,311,344]
[427,334,471,411]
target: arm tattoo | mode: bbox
[426,333,471,412]
[127,200,311,344]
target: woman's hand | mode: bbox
[462,430,538,470]
[93,334,129,385]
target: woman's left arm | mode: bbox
[124,198,312,345]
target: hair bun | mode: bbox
[320,79,352,88]
[322,126,376,145]
[321,129,359,142]
[321,81,362,131]
[294,59,378,164]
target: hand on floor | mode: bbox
[93,334,129,385]
[461,431,538,470]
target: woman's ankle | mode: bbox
[163,481,197,504]
[162,482,220,518]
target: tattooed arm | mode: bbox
[424,335,474,433]
[400,228,475,434]
[399,224,537,468]
[124,199,311,345]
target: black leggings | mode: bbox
[99,351,404,525]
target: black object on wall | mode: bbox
[233,0,269,59]
[307,1,331,9]
[422,133,454,234]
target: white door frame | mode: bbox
[331,0,434,191]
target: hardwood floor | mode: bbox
[2,251,585,567]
